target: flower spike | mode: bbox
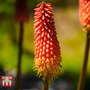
[34,2,62,82]
[77,1,90,90]
[15,0,29,22]
[79,0,90,31]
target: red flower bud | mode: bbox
[79,0,90,31]
[34,2,62,80]
[15,0,29,22]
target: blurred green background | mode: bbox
[0,0,90,90]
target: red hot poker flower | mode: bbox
[15,0,29,22]
[34,2,62,81]
[79,0,90,31]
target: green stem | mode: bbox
[15,22,24,90]
[43,77,49,90]
[77,31,90,90]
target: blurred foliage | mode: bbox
[0,0,79,15]
[0,0,90,78]
[0,0,15,15]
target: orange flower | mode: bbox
[15,0,29,22]
[34,2,62,81]
[79,0,90,31]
